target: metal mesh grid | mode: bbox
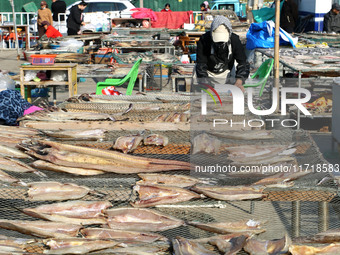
[91,93,191,102]
[0,129,339,254]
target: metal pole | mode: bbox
[318,202,329,233]
[274,0,280,113]
[292,201,301,238]
[9,0,20,58]
[140,0,144,8]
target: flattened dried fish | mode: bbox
[294,228,340,243]
[0,220,81,238]
[253,170,312,186]
[131,185,201,207]
[95,245,169,254]
[43,129,107,141]
[192,133,221,155]
[209,234,248,255]
[27,182,92,201]
[23,200,112,225]
[188,220,266,235]
[0,170,23,185]
[19,111,115,122]
[43,238,118,254]
[209,131,274,140]
[244,235,291,255]
[137,174,206,188]
[0,145,30,159]
[173,236,218,255]
[106,208,184,231]
[31,160,105,176]
[289,243,340,255]
[191,185,265,201]
[0,243,24,252]
[0,125,40,136]
[80,228,167,242]
[113,135,143,154]
[144,134,169,146]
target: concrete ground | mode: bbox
[1,49,340,168]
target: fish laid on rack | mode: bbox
[26,140,191,173]
[173,236,219,255]
[153,113,189,123]
[191,185,266,201]
[43,238,119,254]
[209,130,274,140]
[18,111,116,122]
[192,133,221,155]
[0,156,44,176]
[253,170,313,186]
[188,220,266,235]
[144,134,169,146]
[137,174,207,188]
[0,235,34,249]
[289,243,340,255]
[80,228,167,242]
[23,200,112,225]
[227,163,299,177]
[42,129,107,141]
[31,160,105,176]
[94,244,169,255]
[0,145,31,159]
[0,170,24,185]
[0,220,81,238]
[131,185,201,208]
[105,208,184,232]
[0,125,40,136]
[26,182,95,201]
[113,134,144,154]
[293,228,340,244]
[206,234,249,255]
[0,244,24,253]
[244,235,291,255]
[0,136,31,149]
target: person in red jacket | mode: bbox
[41,21,62,38]
[161,3,172,12]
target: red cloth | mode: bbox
[45,25,62,38]
[151,11,193,29]
[131,8,157,22]
[161,9,172,12]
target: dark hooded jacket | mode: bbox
[323,10,340,33]
[51,0,66,21]
[67,5,83,34]
[196,16,249,81]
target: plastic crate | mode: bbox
[30,54,57,65]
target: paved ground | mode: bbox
[1,49,340,168]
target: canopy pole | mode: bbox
[274,0,280,113]
[140,0,143,8]
[9,0,20,59]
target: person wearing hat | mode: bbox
[195,16,250,92]
[41,21,62,38]
[67,0,88,36]
[323,3,340,33]
[37,1,53,38]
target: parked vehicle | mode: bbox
[210,0,246,18]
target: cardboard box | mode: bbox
[95,54,111,64]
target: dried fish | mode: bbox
[208,131,274,140]
[43,238,118,254]
[113,135,143,154]
[0,156,43,177]
[0,220,81,238]
[23,200,112,225]
[27,182,92,201]
[95,245,169,255]
[243,235,291,255]
[0,170,23,185]
[294,228,340,244]
[137,174,206,188]
[27,140,191,172]
[188,220,266,235]
[192,133,221,155]
[42,129,107,141]
[289,243,340,255]
[131,185,201,207]
[0,145,30,159]
[253,170,312,186]
[209,234,248,255]
[80,228,167,242]
[144,134,169,146]
[191,185,265,201]
[0,125,40,136]
[105,208,184,232]
[0,243,24,252]
[30,160,105,175]
[173,236,219,255]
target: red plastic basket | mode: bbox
[30,54,57,65]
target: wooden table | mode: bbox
[0,25,29,50]
[20,63,78,103]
